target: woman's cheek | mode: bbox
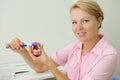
[72,26,76,33]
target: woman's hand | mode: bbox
[28,42,50,65]
[6,38,50,73]
[5,37,28,55]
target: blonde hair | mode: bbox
[70,0,104,22]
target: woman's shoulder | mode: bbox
[103,43,117,55]
[98,34,117,55]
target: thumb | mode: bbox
[41,44,46,54]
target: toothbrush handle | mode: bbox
[6,43,37,49]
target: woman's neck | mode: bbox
[82,35,100,55]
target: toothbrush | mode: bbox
[6,43,38,49]
[6,43,41,57]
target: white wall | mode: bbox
[0,0,120,75]
[0,0,75,64]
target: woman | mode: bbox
[6,0,117,80]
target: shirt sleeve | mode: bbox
[82,53,118,80]
[51,43,74,66]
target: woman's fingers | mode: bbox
[41,44,45,54]
[6,37,24,50]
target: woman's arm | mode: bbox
[6,38,48,73]
[6,38,69,80]
[44,58,69,80]
[28,43,69,80]
[20,50,49,73]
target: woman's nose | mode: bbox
[77,23,83,30]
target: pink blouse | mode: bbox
[51,35,118,80]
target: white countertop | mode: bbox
[0,62,67,80]
[15,69,67,80]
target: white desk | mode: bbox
[15,69,67,80]
[13,63,67,80]
[0,62,67,80]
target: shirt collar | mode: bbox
[74,40,82,50]
[91,34,106,56]
[75,34,106,56]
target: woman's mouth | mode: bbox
[77,32,86,37]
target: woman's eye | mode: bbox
[72,21,77,24]
[85,20,89,22]
[82,20,90,23]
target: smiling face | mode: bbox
[71,8,102,42]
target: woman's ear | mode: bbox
[98,17,103,29]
